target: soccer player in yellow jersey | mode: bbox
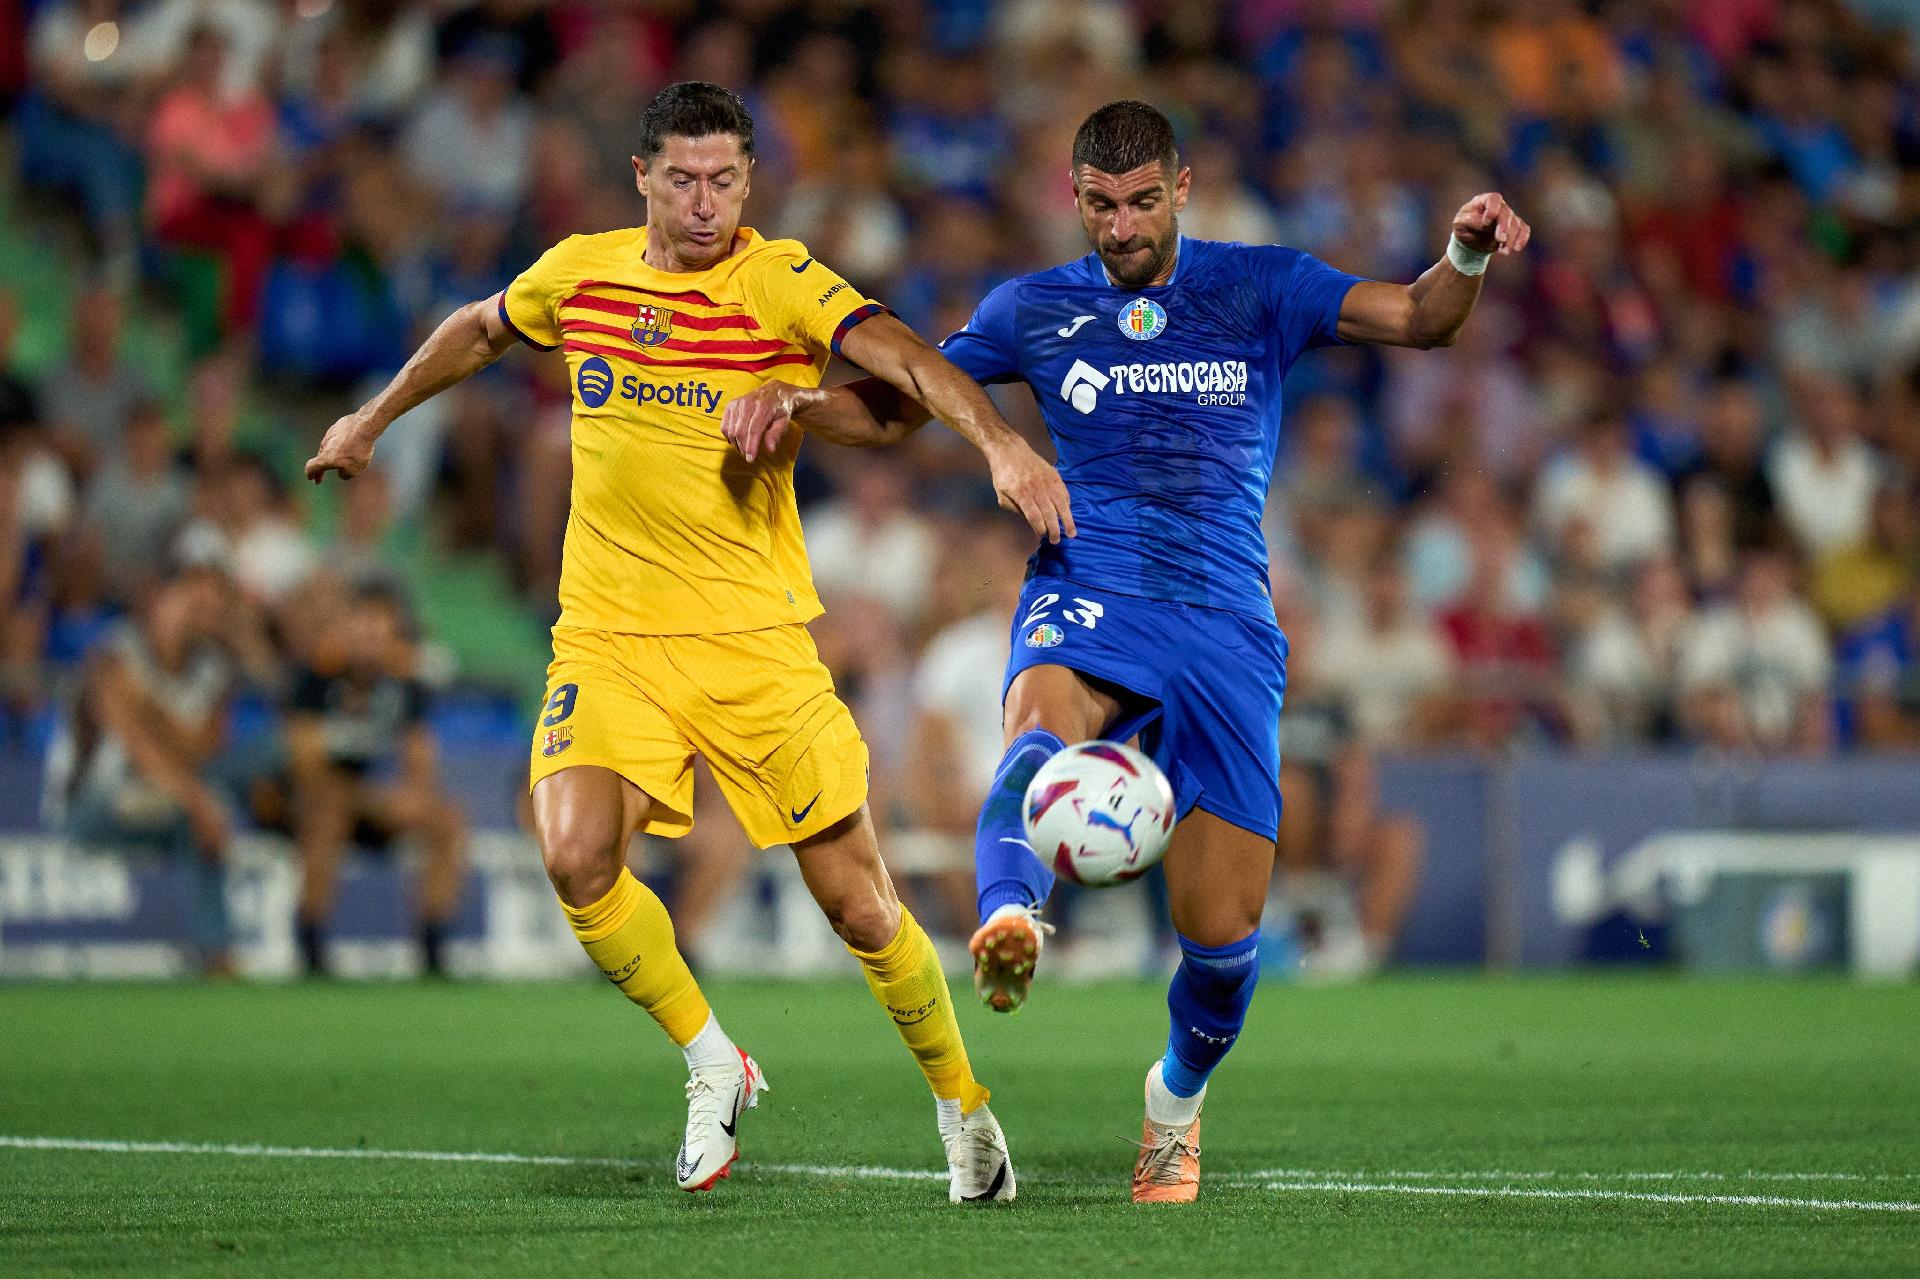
[305,82,1072,1201]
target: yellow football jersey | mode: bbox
[500,226,887,635]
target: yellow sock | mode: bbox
[560,868,711,1046]
[849,907,989,1112]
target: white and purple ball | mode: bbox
[1022,741,1176,888]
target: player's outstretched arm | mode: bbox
[721,377,928,459]
[1335,193,1531,350]
[842,314,1074,543]
[305,292,519,483]
[724,313,1075,543]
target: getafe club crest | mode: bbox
[630,304,675,347]
[1118,297,1167,341]
[1025,622,1065,649]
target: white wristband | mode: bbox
[1446,235,1492,276]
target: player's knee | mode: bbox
[1002,700,1056,743]
[1179,912,1264,950]
[823,891,901,953]
[1002,694,1091,746]
[538,815,623,908]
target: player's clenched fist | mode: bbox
[984,436,1076,545]
[305,412,380,483]
[1452,192,1531,257]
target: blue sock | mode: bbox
[1160,931,1260,1097]
[973,728,1064,920]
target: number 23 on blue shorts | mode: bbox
[1002,578,1288,841]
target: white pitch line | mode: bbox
[1252,1177,1920,1215]
[5,1136,1913,1211]
[1241,1166,1915,1185]
[754,1161,943,1182]
[0,1136,940,1181]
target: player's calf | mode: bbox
[1129,928,1258,1201]
[1162,930,1260,1096]
[969,729,1065,1011]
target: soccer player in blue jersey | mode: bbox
[721,100,1529,1201]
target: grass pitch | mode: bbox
[3,975,1917,1277]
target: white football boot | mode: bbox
[940,1100,1017,1203]
[676,1048,768,1192]
[968,903,1054,1013]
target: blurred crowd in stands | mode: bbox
[4,0,1920,964]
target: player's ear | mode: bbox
[1172,165,1192,213]
[631,155,647,193]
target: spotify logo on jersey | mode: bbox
[576,356,615,408]
[573,355,727,415]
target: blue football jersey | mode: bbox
[939,237,1361,617]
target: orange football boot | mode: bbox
[1131,1068,1203,1204]
[968,906,1050,1013]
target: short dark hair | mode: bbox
[638,81,755,163]
[1072,100,1178,177]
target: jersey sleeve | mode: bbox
[936,280,1022,385]
[750,244,890,359]
[1259,246,1364,366]
[498,237,576,351]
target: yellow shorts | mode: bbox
[528,625,869,849]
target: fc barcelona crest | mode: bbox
[630,304,675,347]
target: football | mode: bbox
[1023,740,1177,887]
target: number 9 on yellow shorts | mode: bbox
[529,625,870,849]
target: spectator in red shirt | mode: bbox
[145,24,281,335]
[1439,525,1563,748]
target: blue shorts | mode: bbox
[1003,577,1289,840]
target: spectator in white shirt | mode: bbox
[174,455,316,606]
[1178,134,1281,247]
[1572,555,1695,746]
[1768,373,1880,560]
[1535,408,1675,578]
[1678,548,1833,754]
[400,40,533,213]
[280,0,434,123]
[126,0,283,99]
[804,455,938,624]
[1319,555,1457,748]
